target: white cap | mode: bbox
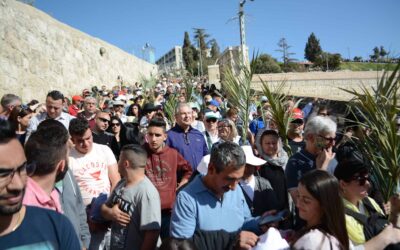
[241,145,266,166]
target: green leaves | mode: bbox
[340,63,400,201]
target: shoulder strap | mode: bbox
[345,207,369,226]
[362,197,379,215]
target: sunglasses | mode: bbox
[111,123,120,127]
[206,118,217,123]
[98,117,110,123]
[349,174,369,186]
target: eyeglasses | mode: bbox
[98,117,110,123]
[317,134,336,144]
[0,162,36,188]
[349,174,369,186]
[291,120,304,125]
[111,123,120,127]
[218,125,230,130]
[206,118,217,123]
[114,105,124,108]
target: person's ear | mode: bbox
[207,162,216,175]
[56,159,66,173]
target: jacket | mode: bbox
[145,144,193,211]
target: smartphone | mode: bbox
[258,209,289,226]
[315,136,327,150]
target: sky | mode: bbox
[35,0,400,62]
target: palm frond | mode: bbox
[222,53,256,145]
[260,78,295,156]
[340,63,400,201]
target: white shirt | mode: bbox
[69,143,117,205]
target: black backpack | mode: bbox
[345,197,400,250]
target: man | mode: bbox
[69,95,82,117]
[287,108,306,154]
[26,90,74,140]
[68,118,121,249]
[0,119,80,249]
[102,145,161,250]
[144,119,192,239]
[170,142,260,249]
[285,115,337,205]
[0,94,21,119]
[23,119,90,248]
[23,121,69,213]
[112,100,127,123]
[92,111,115,148]
[166,103,208,171]
[202,110,221,151]
[77,96,97,130]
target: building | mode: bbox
[216,45,249,81]
[156,46,184,74]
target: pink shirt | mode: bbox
[23,177,63,213]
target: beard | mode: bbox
[55,159,69,182]
[0,188,25,216]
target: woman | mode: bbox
[256,130,290,215]
[107,116,123,159]
[293,170,349,249]
[126,103,141,123]
[8,105,33,144]
[293,169,400,250]
[217,118,244,145]
[334,151,400,249]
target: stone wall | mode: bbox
[0,0,157,102]
[252,71,387,101]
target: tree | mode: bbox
[315,52,342,71]
[193,28,210,76]
[370,46,380,61]
[304,32,322,62]
[182,31,197,75]
[253,54,282,73]
[353,56,363,62]
[209,39,220,61]
[276,38,296,72]
[379,46,388,61]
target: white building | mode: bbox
[156,46,184,74]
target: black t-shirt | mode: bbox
[92,131,114,147]
[288,138,306,154]
[0,206,80,250]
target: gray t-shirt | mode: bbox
[106,177,161,250]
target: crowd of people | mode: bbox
[1,77,400,250]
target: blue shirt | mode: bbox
[285,149,316,190]
[249,117,264,135]
[166,125,208,170]
[0,206,81,250]
[170,175,259,239]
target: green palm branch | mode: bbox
[340,63,400,201]
[222,54,256,145]
[259,79,297,156]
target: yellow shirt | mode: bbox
[344,197,384,245]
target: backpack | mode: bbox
[345,197,400,250]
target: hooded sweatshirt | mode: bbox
[145,144,192,211]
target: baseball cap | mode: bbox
[72,95,82,102]
[113,100,124,106]
[241,146,267,166]
[261,96,268,102]
[208,99,220,107]
[291,108,304,121]
[204,111,222,119]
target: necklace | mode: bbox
[11,210,22,232]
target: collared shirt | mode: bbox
[26,111,75,141]
[170,175,259,239]
[285,149,316,190]
[23,177,63,213]
[166,125,208,171]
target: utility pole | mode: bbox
[238,0,253,66]
[198,36,203,76]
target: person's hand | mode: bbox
[259,210,277,233]
[379,224,400,246]
[316,147,335,171]
[235,231,259,250]
[111,202,130,226]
